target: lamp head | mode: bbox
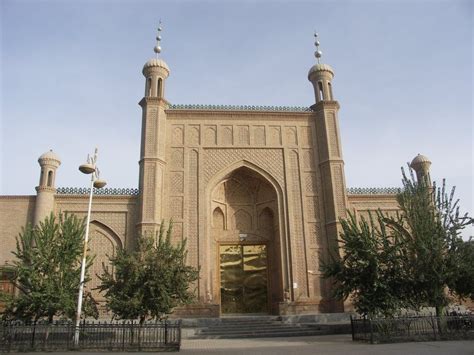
[93,179,107,189]
[79,163,95,174]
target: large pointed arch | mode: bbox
[205,159,290,315]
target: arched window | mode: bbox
[157,78,163,98]
[40,169,44,185]
[47,171,53,187]
[146,78,152,97]
[328,82,333,100]
[213,207,225,230]
[318,81,324,101]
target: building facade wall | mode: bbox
[0,196,36,265]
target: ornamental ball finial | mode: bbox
[154,45,162,54]
[315,50,322,58]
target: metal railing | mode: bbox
[351,315,474,343]
[0,320,180,352]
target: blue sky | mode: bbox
[1,0,472,236]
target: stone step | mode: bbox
[192,328,327,339]
[200,322,288,330]
[198,325,307,333]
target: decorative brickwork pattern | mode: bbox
[304,172,318,194]
[145,109,157,156]
[202,148,284,188]
[170,196,183,219]
[172,222,183,243]
[56,187,139,195]
[347,187,401,194]
[268,126,282,145]
[171,148,184,168]
[88,228,117,301]
[144,165,156,220]
[221,126,233,145]
[305,196,319,222]
[253,126,265,146]
[302,149,315,170]
[168,104,311,112]
[204,126,217,146]
[187,150,199,273]
[170,172,184,194]
[285,127,297,146]
[328,113,340,157]
[333,165,346,217]
[188,125,200,146]
[237,126,250,145]
[299,126,312,147]
[65,212,127,243]
[288,151,308,299]
[172,125,184,145]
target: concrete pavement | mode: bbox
[14,334,473,355]
[180,334,473,354]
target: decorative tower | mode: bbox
[410,154,432,186]
[137,23,170,235]
[34,150,61,225]
[308,33,347,312]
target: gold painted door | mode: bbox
[220,244,268,314]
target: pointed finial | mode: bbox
[314,32,322,64]
[154,20,163,57]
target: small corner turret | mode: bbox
[142,21,170,100]
[34,150,61,225]
[308,32,335,105]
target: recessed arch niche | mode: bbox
[210,166,283,314]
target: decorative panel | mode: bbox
[170,171,184,194]
[170,196,183,218]
[253,126,265,146]
[187,149,199,270]
[300,126,312,147]
[328,113,340,157]
[268,126,281,145]
[188,125,200,146]
[204,126,217,146]
[288,150,308,298]
[285,126,297,146]
[172,125,184,145]
[202,148,284,188]
[221,125,233,145]
[302,149,315,170]
[237,126,250,145]
[171,148,184,169]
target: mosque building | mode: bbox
[0,29,432,317]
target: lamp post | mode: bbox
[74,148,106,347]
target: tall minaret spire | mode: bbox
[138,23,170,236]
[154,20,163,57]
[314,32,322,64]
[307,31,348,313]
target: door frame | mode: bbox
[217,241,271,315]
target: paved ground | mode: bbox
[180,334,473,354]
[15,334,473,355]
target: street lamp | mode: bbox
[74,148,106,346]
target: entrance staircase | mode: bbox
[188,315,350,339]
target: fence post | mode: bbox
[431,315,437,340]
[164,320,168,345]
[369,318,374,344]
[350,315,354,341]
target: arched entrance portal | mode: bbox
[210,167,283,314]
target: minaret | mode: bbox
[34,150,61,225]
[410,154,432,186]
[308,33,347,312]
[137,23,170,235]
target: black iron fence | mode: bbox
[351,314,474,343]
[0,320,181,352]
